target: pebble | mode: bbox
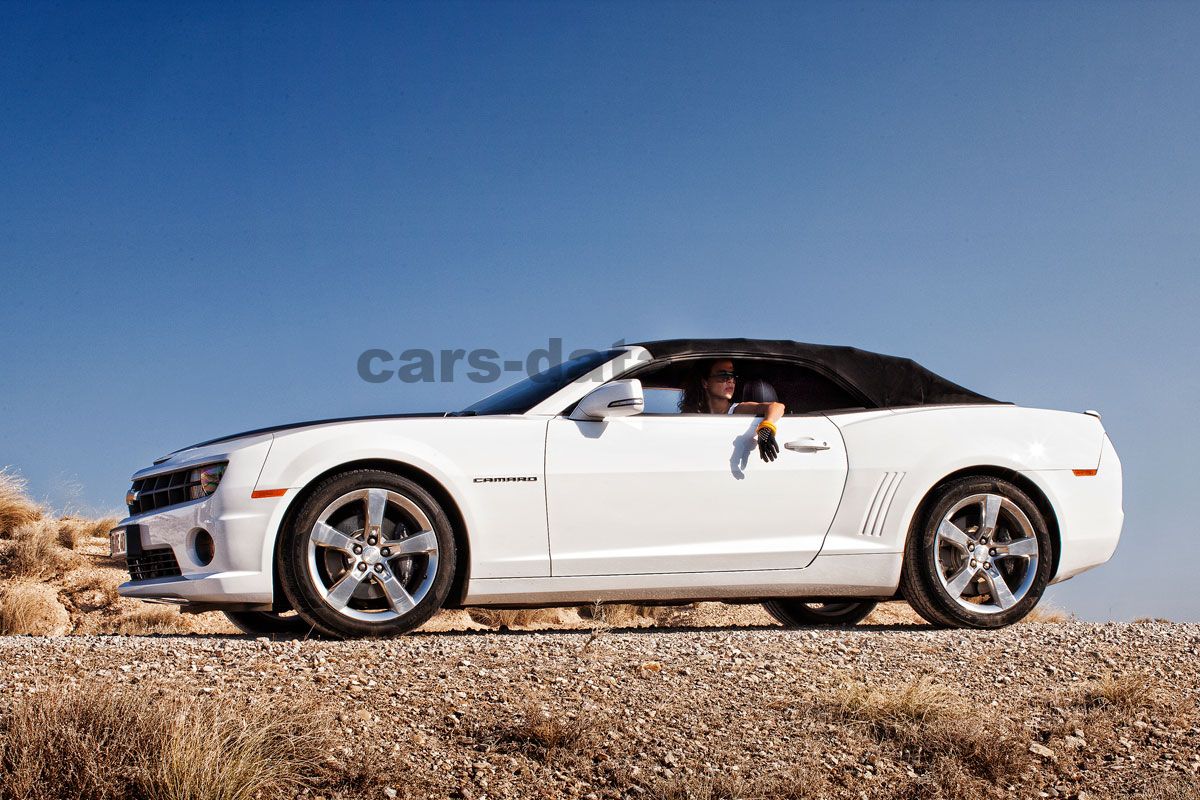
[0,621,1196,798]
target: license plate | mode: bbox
[110,528,127,558]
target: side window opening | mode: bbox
[642,387,685,415]
[631,357,870,415]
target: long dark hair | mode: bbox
[678,359,728,413]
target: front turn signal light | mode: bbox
[1072,469,1098,477]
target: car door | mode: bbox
[543,411,848,576]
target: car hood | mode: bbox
[163,412,449,460]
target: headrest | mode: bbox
[741,379,777,404]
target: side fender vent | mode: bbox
[860,471,905,537]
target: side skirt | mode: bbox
[463,552,902,606]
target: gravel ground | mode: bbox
[2,621,1198,799]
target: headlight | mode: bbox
[189,463,227,500]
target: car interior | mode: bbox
[631,357,871,416]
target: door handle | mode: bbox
[785,437,830,452]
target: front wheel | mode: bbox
[900,476,1053,628]
[763,600,878,626]
[279,470,456,639]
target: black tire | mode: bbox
[222,610,314,636]
[278,470,456,639]
[900,476,1053,629]
[763,600,878,627]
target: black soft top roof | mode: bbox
[631,338,1002,409]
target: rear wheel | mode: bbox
[763,600,878,626]
[222,610,313,636]
[900,476,1052,628]
[279,470,456,639]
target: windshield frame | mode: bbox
[460,348,628,416]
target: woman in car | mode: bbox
[679,359,784,462]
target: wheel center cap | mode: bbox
[362,546,381,564]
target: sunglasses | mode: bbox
[708,371,737,382]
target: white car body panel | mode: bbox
[544,414,846,575]
[817,406,1116,582]
[115,346,1124,613]
[1025,434,1123,582]
[256,417,553,579]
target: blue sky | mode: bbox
[2,1,1197,621]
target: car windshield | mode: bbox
[459,349,625,415]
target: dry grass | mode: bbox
[0,470,43,539]
[0,502,235,636]
[0,519,82,580]
[0,582,69,636]
[600,602,697,627]
[449,602,781,633]
[0,688,154,800]
[1072,672,1174,716]
[1130,774,1200,800]
[154,700,330,800]
[466,607,572,629]
[584,602,649,628]
[466,602,767,633]
[646,766,836,800]
[826,675,965,736]
[477,699,599,762]
[883,755,1015,800]
[62,570,121,610]
[0,686,332,800]
[103,605,194,635]
[822,676,1028,780]
[1023,605,1075,623]
[580,602,706,628]
[55,515,118,550]
[647,773,763,800]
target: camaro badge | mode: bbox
[473,476,538,483]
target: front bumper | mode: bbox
[116,436,288,609]
[116,520,277,608]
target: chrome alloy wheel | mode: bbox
[305,488,439,623]
[934,493,1040,614]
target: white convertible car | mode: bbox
[113,339,1122,638]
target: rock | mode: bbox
[1030,743,1057,760]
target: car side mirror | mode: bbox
[571,379,644,420]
